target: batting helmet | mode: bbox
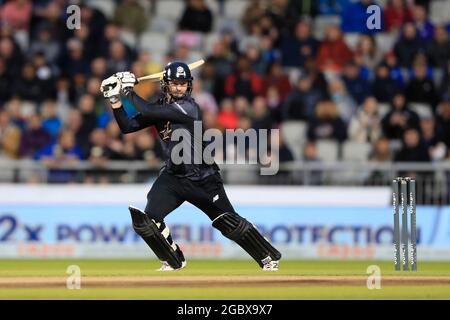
[161,61,193,98]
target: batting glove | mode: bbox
[115,71,137,95]
[100,75,121,104]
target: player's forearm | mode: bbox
[124,90,156,114]
[112,106,144,134]
[125,90,191,123]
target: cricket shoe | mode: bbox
[262,260,279,271]
[156,260,187,271]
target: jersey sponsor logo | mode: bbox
[159,121,172,140]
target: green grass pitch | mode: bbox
[0,260,449,299]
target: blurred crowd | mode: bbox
[0,0,450,184]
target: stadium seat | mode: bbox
[316,139,339,162]
[329,141,372,184]
[313,15,341,40]
[342,141,372,161]
[139,32,171,54]
[430,0,450,24]
[343,33,360,51]
[214,17,245,37]
[156,0,184,19]
[377,103,391,117]
[280,121,308,160]
[13,30,29,52]
[149,16,177,35]
[410,103,433,119]
[375,33,398,54]
[433,68,444,87]
[224,0,249,19]
[119,30,137,48]
[203,33,221,53]
[86,0,115,19]
[205,0,220,15]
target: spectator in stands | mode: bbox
[19,114,51,158]
[427,25,450,68]
[241,0,267,34]
[107,40,132,74]
[405,60,438,109]
[61,38,90,77]
[35,129,83,183]
[439,60,450,99]
[266,86,282,123]
[250,96,272,130]
[348,96,383,144]
[206,41,234,80]
[265,0,290,33]
[1,36,23,82]
[284,0,320,32]
[244,42,267,75]
[302,141,322,185]
[0,0,32,31]
[13,62,46,103]
[0,57,12,105]
[342,61,371,105]
[134,130,163,165]
[316,25,353,73]
[192,78,219,114]
[202,110,218,130]
[29,25,61,64]
[395,127,430,162]
[72,22,97,62]
[304,57,329,97]
[263,62,292,102]
[412,4,434,42]
[370,137,393,162]
[0,110,21,159]
[113,0,148,35]
[32,52,56,100]
[394,22,426,67]
[372,62,401,103]
[328,78,357,123]
[77,94,98,157]
[260,34,280,66]
[367,136,393,184]
[384,0,413,33]
[384,51,406,87]
[224,55,264,101]
[318,0,350,15]
[87,128,111,167]
[217,98,238,130]
[283,75,324,121]
[307,100,347,142]
[280,19,319,68]
[178,0,213,33]
[5,98,26,130]
[420,117,447,161]
[40,100,61,140]
[234,96,251,117]
[79,4,107,51]
[341,0,379,33]
[354,34,383,70]
[436,97,450,149]
[97,23,122,58]
[381,93,421,140]
[205,40,234,102]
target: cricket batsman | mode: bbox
[100,62,281,271]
